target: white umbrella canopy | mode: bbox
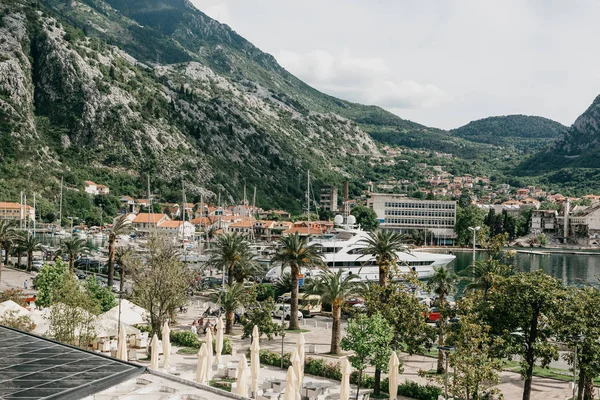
[103,300,148,326]
[28,308,50,335]
[296,333,305,386]
[388,351,400,400]
[282,366,299,400]
[196,342,209,384]
[234,353,249,397]
[340,357,351,400]
[250,325,260,395]
[205,327,214,381]
[117,324,128,361]
[150,334,159,369]
[0,300,30,318]
[95,314,140,338]
[290,348,302,399]
[215,318,224,365]
[162,321,171,371]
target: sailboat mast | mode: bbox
[33,193,36,237]
[147,175,152,235]
[59,177,63,229]
[307,170,310,236]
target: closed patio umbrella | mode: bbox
[290,349,302,399]
[196,342,209,384]
[340,357,351,400]
[215,317,224,365]
[205,326,214,380]
[162,321,171,371]
[117,324,128,361]
[251,325,260,396]
[282,366,298,400]
[388,351,400,400]
[296,333,305,386]
[234,353,249,397]
[150,334,159,369]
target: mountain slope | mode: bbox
[512,95,600,194]
[0,0,379,215]
[450,115,566,151]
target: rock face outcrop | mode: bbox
[0,0,379,207]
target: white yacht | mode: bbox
[266,217,455,282]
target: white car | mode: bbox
[272,304,303,320]
[31,260,44,271]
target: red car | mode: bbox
[425,307,441,323]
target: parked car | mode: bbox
[425,307,441,323]
[31,260,44,271]
[199,277,224,290]
[272,304,303,320]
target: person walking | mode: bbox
[191,321,198,336]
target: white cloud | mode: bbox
[277,49,448,109]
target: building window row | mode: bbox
[385,210,454,217]
[384,202,455,209]
[384,218,455,227]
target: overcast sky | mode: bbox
[190,0,600,130]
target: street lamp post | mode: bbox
[569,335,584,400]
[280,311,286,369]
[438,345,455,399]
[467,226,481,271]
[115,290,126,338]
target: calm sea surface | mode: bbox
[448,249,600,288]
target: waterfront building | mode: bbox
[0,202,34,222]
[320,185,339,212]
[368,193,457,245]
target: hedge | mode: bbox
[170,331,233,355]
[255,349,441,400]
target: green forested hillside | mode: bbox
[451,115,566,151]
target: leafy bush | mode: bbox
[170,331,202,348]
[170,331,233,354]
[397,381,442,400]
[241,298,282,340]
[256,350,441,399]
[256,283,276,301]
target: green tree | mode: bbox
[461,259,513,299]
[48,273,101,348]
[555,287,600,400]
[115,246,137,292]
[240,297,282,340]
[0,220,17,281]
[447,298,504,400]
[536,233,548,247]
[59,236,91,271]
[106,214,134,288]
[455,205,485,246]
[351,204,379,231]
[480,270,565,400]
[272,233,324,330]
[427,266,458,374]
[84,275,117,312]
[208,232,253,286]
[34,260,69,308]
[18,234,43,272]
[363,281,435,394]
[209,282,245,334]
[341,312,393,397]
[132,235,191,337]
[303,269,364,355]
[359,230,408,286]
[0,310,36,332]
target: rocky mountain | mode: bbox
[513,95,600,194]
[450,115,566,152]
[0,0,392,212]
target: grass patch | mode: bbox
[209,378,235,392]
[285,329,310,333]
[177,347,199,355]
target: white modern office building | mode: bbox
[367,193,457,245]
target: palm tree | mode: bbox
[207,232,252,286]
[303,269,364,354]
[359,230,409,286]
[106,215,134,288]
[232,257,259,284]
[18,235,43,272]
[272,233,324,330]
[0,221,17,282]
[427,266,458,374]
[461,259,512,298]
[60,236,91,271]
[115,246,137,292]
[209,282,245,334]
